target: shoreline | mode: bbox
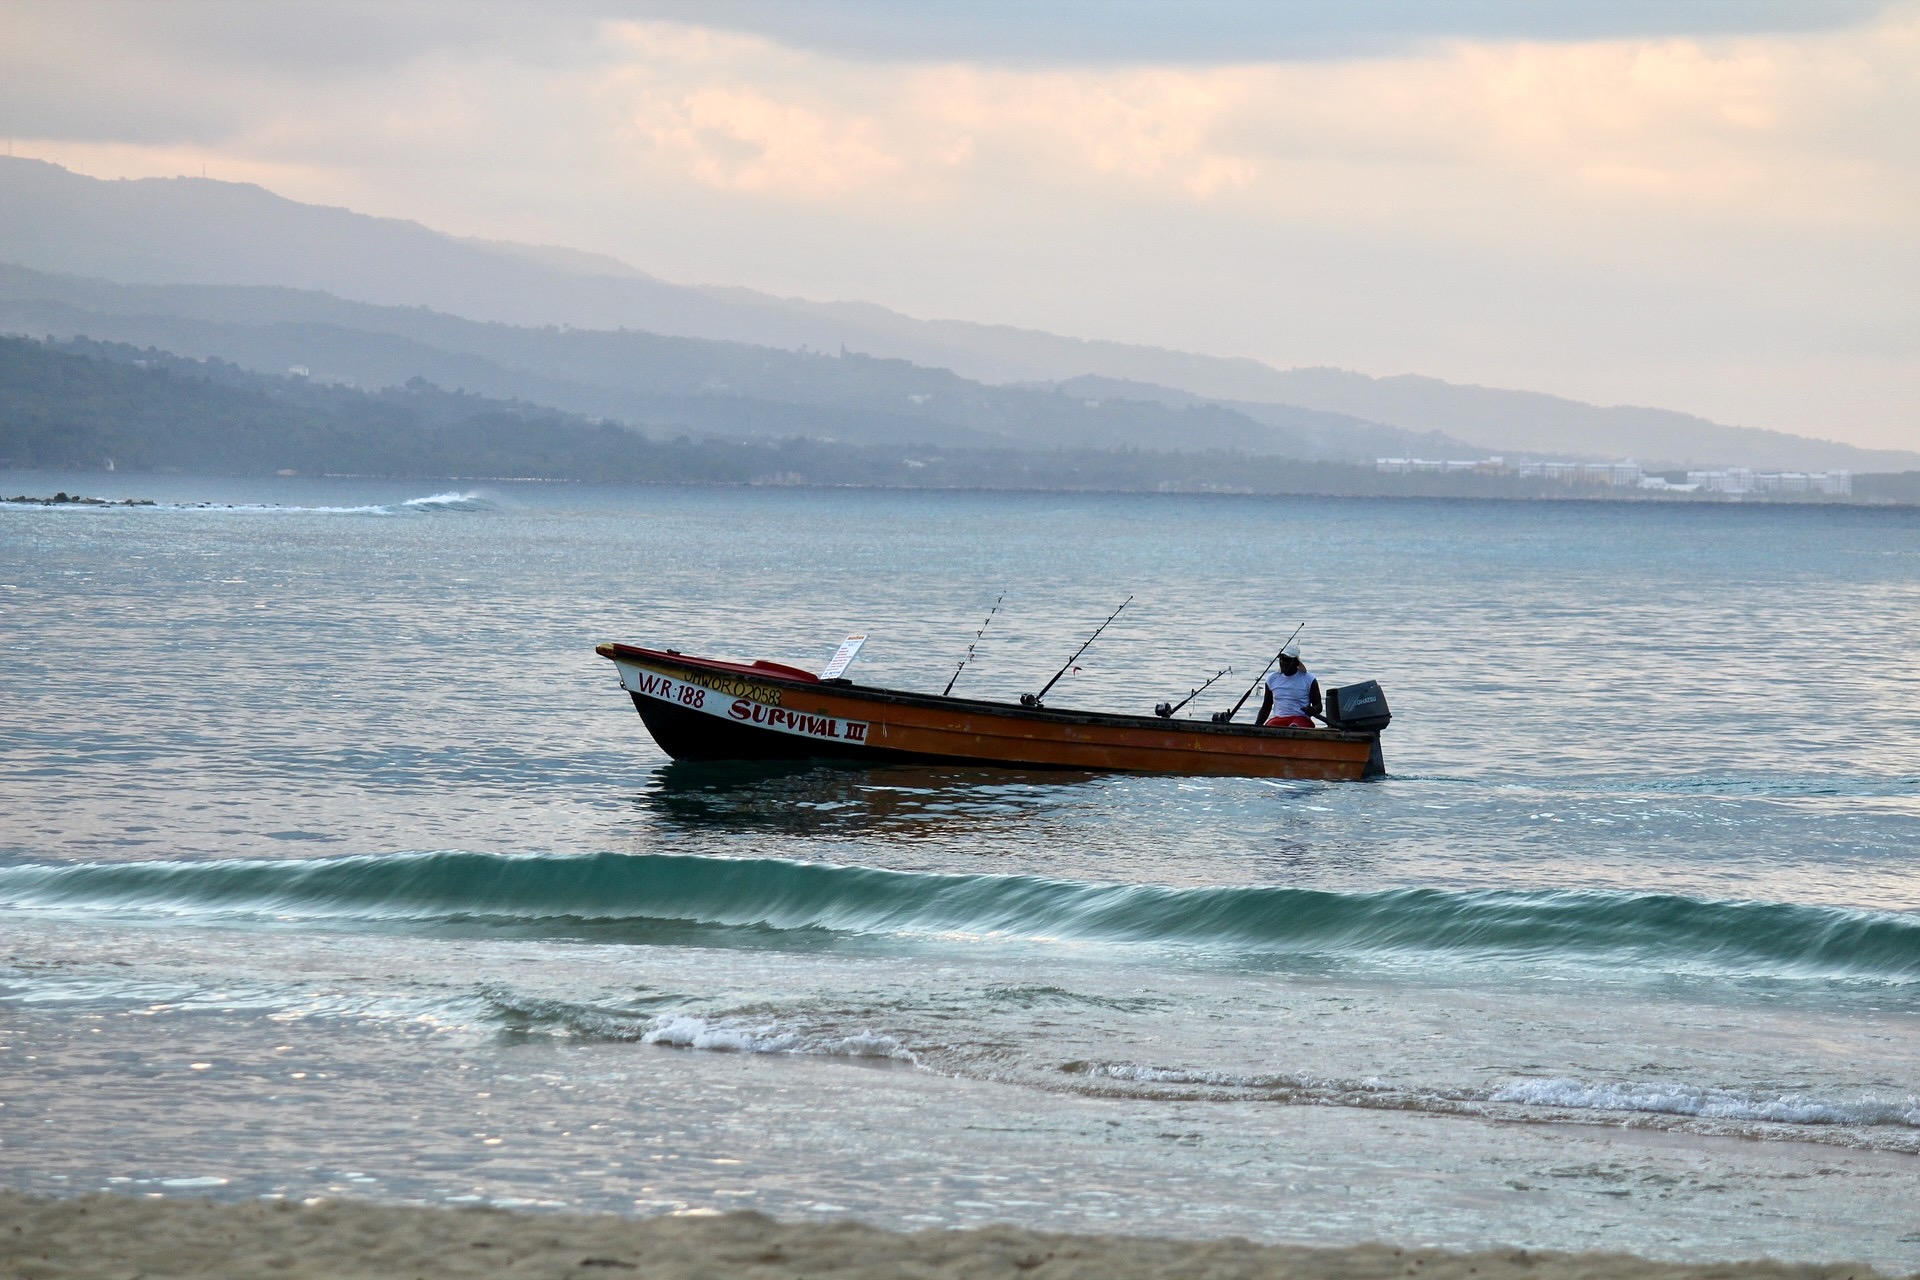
[0,1191,1897,1279]
[0,478,1909,511]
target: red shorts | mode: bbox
[1264,715,1314,729]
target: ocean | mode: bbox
[2,474,1917,1266]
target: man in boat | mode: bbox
[1258,639,1321,729]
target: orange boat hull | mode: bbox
[597,643,1384,780]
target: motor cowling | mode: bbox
[1324,680,1391,733]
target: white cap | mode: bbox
[1281,639,1302,659]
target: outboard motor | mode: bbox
[1323,680,1391,732]
[1324,680,1391,778]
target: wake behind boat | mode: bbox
[595,640,1391,779]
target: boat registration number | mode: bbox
[619,663,871,744]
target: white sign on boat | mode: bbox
[820,634,867,680]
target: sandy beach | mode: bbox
[0,1192,1898,1280]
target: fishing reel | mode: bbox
[1019,693,1042,708]
[1159,664,1233,722]
[1209,710,1234,723]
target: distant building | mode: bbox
[1375,457,1506,474]
[1585,461,1644,487]
[1687,469,1850,496]
[1688,467,1752,494]
[1513,460,1643,486]
[1374,457,1848,499]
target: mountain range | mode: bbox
[0,264,1470,462]
[5,334,1593,501]
[1,155,1912,474]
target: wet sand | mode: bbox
[0,1191,1895,1279]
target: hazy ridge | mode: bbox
[2,334,1680,500]
[1,156,1913,473]
[0,264,1473,463]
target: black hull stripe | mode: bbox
[634,694,1116,771]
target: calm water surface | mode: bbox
[2,474,1918,1265]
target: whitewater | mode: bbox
[2,472,1918,1266]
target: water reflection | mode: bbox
[632,760,1103,840]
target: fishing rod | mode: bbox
[1211,622,1305,723]
[1021,595,1132,708]
[943,593,1004,697]
[1155,666,1230,719]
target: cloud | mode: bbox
[579,13,1919,233]
[9,3,1911,222]
[629,85,904,195]
[621,0,1897,64]
[909,66,1261,199]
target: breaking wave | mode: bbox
[123,491,496,515]
[397,491,492,513]
[485,991,914,1061]
[1055,1059,1920,1143]
[1486,1077,1920,1128]
[3,851,1917,984]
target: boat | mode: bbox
[595,641,1390,780]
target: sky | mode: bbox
[2,0,1916,449]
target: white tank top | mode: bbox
[1264,667,1315,718]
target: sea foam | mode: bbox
[1488,1077,1920,1128]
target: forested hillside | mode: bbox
[0,336,1581,497]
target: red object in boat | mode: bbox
[596,643,1386,780]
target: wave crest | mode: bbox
[482,990,913,1060]
[121,491,497,516]
[1488,1077,1920,1128]
[3,850,1917,983]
